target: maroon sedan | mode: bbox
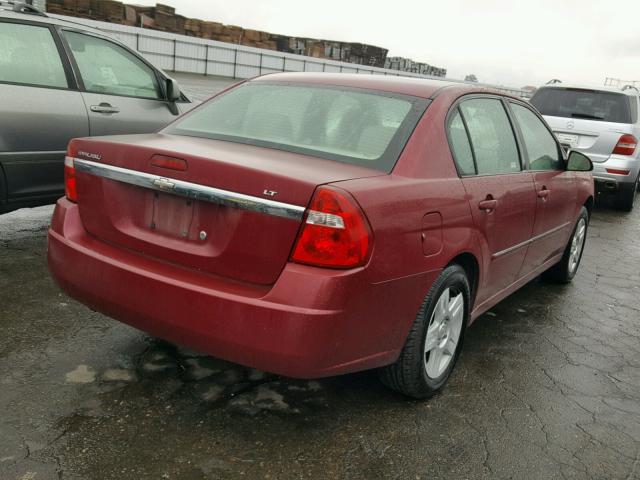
[48,73,594,398]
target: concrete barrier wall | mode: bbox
[51,14,528,98]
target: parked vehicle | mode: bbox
[48,73,594,398]
[0,2,192,213]
[530,83,640,211]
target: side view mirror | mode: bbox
[566,150,593,172]
[166,77,181,102]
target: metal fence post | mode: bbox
[172,39,177,72]
[232,48,238,79]
[204,45,209,76]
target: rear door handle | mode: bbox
[478,198,497,212]
[90,103,120,114]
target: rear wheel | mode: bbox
[542,207,589,284]
[379,265,470,399]
[615,178,638,212]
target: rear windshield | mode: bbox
[530,87,632,124]
[165,82,429,171]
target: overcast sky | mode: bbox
[134,0,638,88]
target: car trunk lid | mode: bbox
[71,133,384,285]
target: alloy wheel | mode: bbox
[423,287,464,379]
[568,218,587,274]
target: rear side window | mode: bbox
[447,109,475,175]
[63,31,161,99]
[0,22,67,89]
[630,96,638,123]
[530,87,632,124]
[166,83,429,171]
[511,103,561,171]
[459,98,521,175]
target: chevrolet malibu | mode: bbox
[48,73,594,398]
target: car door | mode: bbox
[508,101,577,274]
[448,96,537,305]
[60,29,179,137]
[0,19,88,211]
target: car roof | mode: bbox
[538,83,638,97]
[0,5,106,37]
[251,72,509,100]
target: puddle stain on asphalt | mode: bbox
[65,365,96,384]
[62,339,329,418]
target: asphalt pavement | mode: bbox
[1,75,640,480]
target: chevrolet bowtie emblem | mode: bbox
[152,178,175,191]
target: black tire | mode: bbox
[379,264,470,399]
[542,207,589,284]
[615,178,638,212]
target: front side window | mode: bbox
[0,22,67,89]
[63,31,160,99]
[511,103,561,171]
[459,98,521,175]
[166,83,429,171]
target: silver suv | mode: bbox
[0,2,192,213]
[530,83,640,211]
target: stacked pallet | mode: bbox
[47,0,124,22]
[385,56,447,78]
[348,43,387,67]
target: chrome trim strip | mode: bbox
[492,222,571,259]
[73,158,306,221]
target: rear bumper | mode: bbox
[592,155,640,190]
[48,199,435,378]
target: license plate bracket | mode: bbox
[151,192,195,238]
[556,133,579,149]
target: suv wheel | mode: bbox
[615,176,638,212]
[379,264,470,399]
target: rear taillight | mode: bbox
[606,168,630,175]
[64,147,77,202]
[612,134,637,156]
[290,187,372,269]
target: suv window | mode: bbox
[511,103,561,171]
[447,109,476,175]
[630,95,638,123]
[63,31,160,99]
[459,98,521,175]
[0,22,67,89]
[530,87,632,124]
